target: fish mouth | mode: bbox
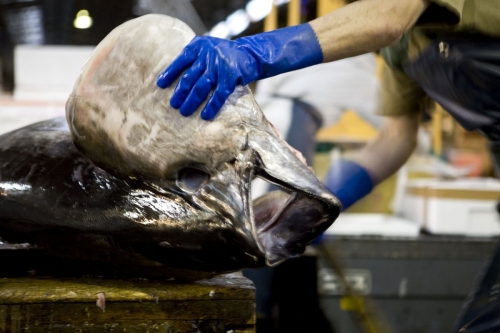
[252,189,334,266]
[248,136,341,266]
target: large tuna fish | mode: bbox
[0,15,340,278]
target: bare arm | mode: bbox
[354,113,420,184]
[310,0,430,62]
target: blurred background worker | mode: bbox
[323,1,500,212]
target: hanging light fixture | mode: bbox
[73,10,93,29]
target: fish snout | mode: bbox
[249,132,341,266]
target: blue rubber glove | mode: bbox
[324,159,374,211]
[312,159,374,244]
[157,23,323,120]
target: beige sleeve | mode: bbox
[433,0,465,15]
[377,63,432,117]
[417,0,465,26]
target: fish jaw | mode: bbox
[248,129,342,266]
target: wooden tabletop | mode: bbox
[0,273,255,333]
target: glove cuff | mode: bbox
[237,23,324,80]
[324,159,374,211]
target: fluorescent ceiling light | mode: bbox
[246,0,273,22]
[226,9,250,36]
[209,21,231,39]
[209,0,292,38]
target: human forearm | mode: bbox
[354,114,420,184]
[324,114,419,210]
[310,0,430,62]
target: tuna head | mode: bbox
[66,14,341,269]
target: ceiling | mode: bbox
[0,0,320,91]
[0,0,250,91]
[0,0,252,46]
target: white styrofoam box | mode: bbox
[14,46,94,101]
[401,178,500,236]
[324,213,420,238]
[0,99,65,135]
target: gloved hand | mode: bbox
[157,23,323,120]
[312,159,373,244]
[311,159,373,245]
[324,159,374,211]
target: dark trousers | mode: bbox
[453,141,500,332]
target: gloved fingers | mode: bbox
[179,72,214,117]
[169,56,207,109]
[156,39,200,89]
[200,83,234,120]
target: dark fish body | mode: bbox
[0,118,264,276]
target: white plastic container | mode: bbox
[325,213,420,237]
[401,178,500,236]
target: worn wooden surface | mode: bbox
[0,273,255,333]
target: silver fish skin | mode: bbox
[0,15,341,275]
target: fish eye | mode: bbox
[177,167,210,193]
